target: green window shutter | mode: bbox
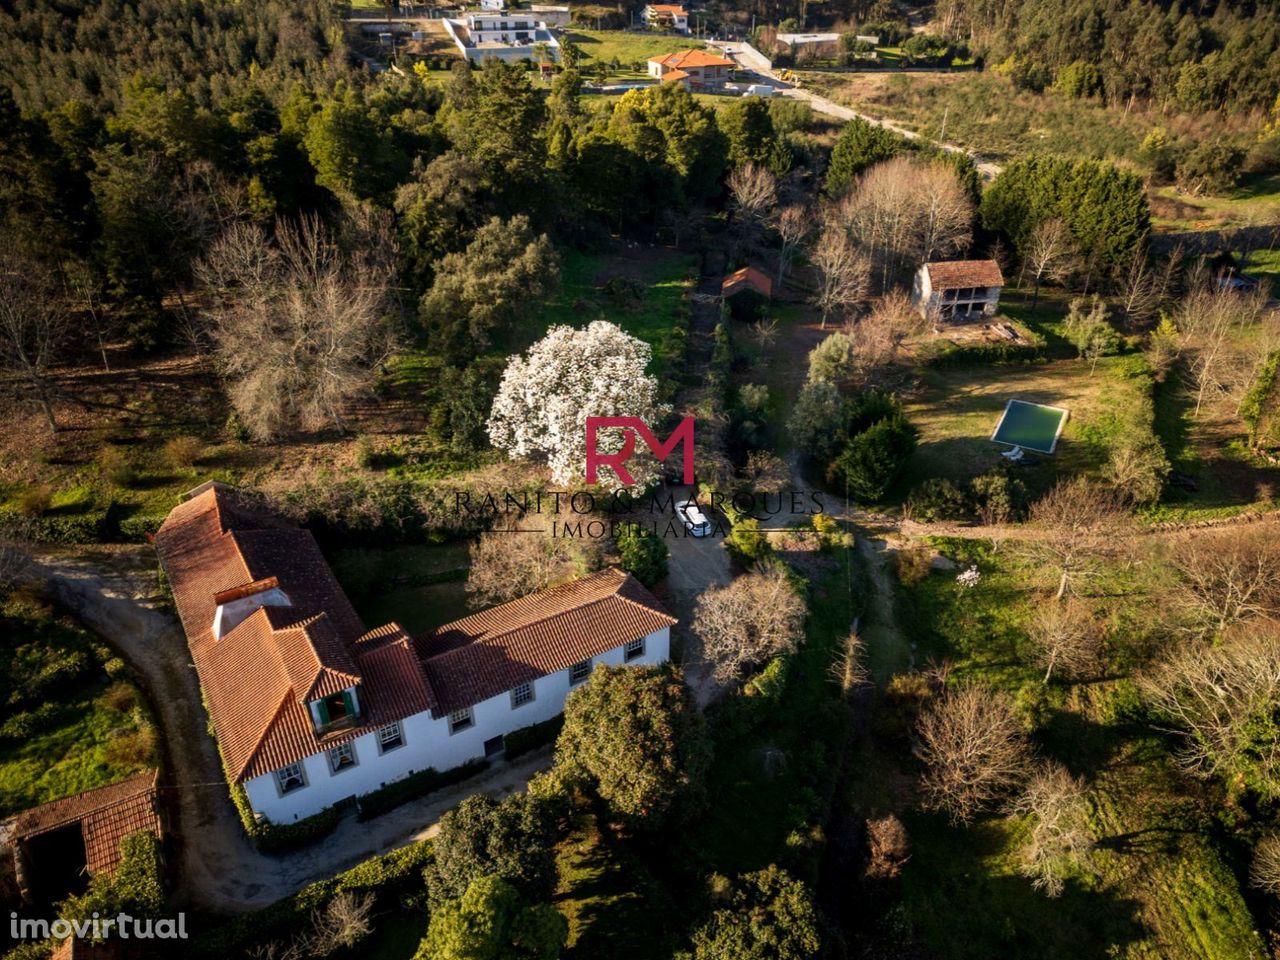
[343,690,356,719]
[316,698,330,725]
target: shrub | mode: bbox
[162,435,204,469]
[894,542,934,585]
[727,515,771,564]
[906,478,969,522]
[99,447,136,487]
[504,715,564,760]
[557,664,710,827]
[356,759,488,821]
[18,486,52,517]
[616,523,668,587]
[827,415,918,502]
[424,792,559,907]
[116,512,166,543]
[230,783,343,853]
[106,727,157,767]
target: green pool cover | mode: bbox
[990,399,1069,454]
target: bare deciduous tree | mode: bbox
[773,204,811,287]
[849,290,925,381]
[1174,277,1271,418]
[466,520,593,608]
[916,684,1031,824]
[1022,218,1076,310]
[865,814,911,881]
[1167,527,1280,637]
[197,211,399,440]
[0,245,69,434]
[742,449,790,493]
[693,561,806,683]
[1012,762,1093,898]
[1139,626,1280,793]
[835,155,973,292]
[811,222,870,329]
[1019,479,1128,600]
[1115,249,1161,329]
[1027,596,1102,683]
[1250,835,1280,896]
[727,162,777,260]
[306,890,375,956]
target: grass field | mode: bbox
[887,539,1266,959]
[534,246,697,388]
[330,541,471,635]
[798,70,1153,164]
[0,593,157,817]
[566,29,704,71]
[898,353,1150,498]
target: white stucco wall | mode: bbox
[243,626,671,823]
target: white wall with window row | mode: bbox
[241,626,670,823]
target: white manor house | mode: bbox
[155,483,675,823]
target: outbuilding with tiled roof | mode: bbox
[912,259,1004,323]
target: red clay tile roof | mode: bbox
[648,4,688,13]
[10,771,162,877]
[52,940,127,960]
[416,568,676,714]
[649,49,732,69]
[155,487,432,782]
[721,265,774,298]
[157,487,676,782]
[923,259,1004,290]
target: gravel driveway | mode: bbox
[33,546,548,912]
[662,498,732,707]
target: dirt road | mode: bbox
[34,546,548,912]
[710,41,1003,181]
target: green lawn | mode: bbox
[899,353,1149,499]
[888,539,1266,959]
[330,542,472,635]
[555,806,682,959]
[533,247,697,388]
[566,30,703,70]
[0,595,157,817]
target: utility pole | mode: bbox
[939,105,949,143]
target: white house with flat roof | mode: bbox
[442,13,561,61]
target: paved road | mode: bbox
[34,546,547,912]
[710,41,1003,181]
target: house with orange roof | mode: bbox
[647,48,733,87]
[153,482,675,824]
[642,3,689,32]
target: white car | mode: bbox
[675,500,712,537]
[744,84,777,97]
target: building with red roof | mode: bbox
[154,483,675,823]
[647,48,733,87]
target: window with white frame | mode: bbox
[624,636,645,662]
[328,741,357,773]
[378,722,404,752]
[511,682,534,708]
[569,658,592,685]
[448,707,474,734]
[276,762,306,794]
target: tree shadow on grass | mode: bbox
[901,813,1148,960]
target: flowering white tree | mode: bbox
[487,321,666,490]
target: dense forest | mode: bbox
[935,0,1280,113]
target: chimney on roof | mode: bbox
[212,577,291,640]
